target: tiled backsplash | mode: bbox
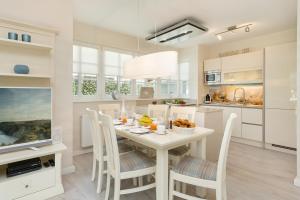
[209,85,263,105]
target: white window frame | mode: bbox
[73,42,101,101]
[102,47,137,98]
[72,42,186,101]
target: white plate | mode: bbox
[129,128,149,134]
[113,119,122,125]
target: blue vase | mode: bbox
[14,64,29,74]
[8,32,18,40]
[21,34,31,42]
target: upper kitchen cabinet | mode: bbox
[221,50,264,72]
[204,58,221,71]
[265,42,296,110]
[221,50,264,84]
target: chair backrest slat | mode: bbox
[217,113,237,183]
[169,106,196,121]
[85,108,104,158]
[99,112,121,175]
[98,104,121,119]
[148,104,169,123]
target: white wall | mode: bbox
[294,0,300,187]
[74,21,175,54]
[0,0,74,172]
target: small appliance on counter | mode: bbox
[204,94,212,104]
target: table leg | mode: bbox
[156,149,168,200]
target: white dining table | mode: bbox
[116,127,214,200]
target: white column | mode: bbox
[295,0,300,187]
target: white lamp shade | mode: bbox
[123,51,178,79]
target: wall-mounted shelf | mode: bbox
[0,38,53,51]
[0,73,52,78]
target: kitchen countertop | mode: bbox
[197,107,223,113]
[201,103,263,109]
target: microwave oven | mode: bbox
[204,71,221,85]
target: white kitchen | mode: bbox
[0,1,299,200]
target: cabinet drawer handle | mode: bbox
[25,184,29,188]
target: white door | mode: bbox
[265,42,296,109]
[265,109,296,148]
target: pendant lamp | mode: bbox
[123,51,178,79]
[122,0,178,79]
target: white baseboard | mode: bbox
[294,176,300,187]
[73,148,93,156]
[62,165,76,175]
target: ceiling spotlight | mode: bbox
[245,26,250,32]
[216,23,252,40]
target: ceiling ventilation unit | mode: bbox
[145,19,208,45]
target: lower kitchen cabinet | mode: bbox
[242,123,263,142]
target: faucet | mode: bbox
[233,88,246,104]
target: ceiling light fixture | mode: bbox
[123,0,178,79]
[215,23,252,40]
[245,26,250,32]
[217,34,223,40]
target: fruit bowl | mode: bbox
[172,119,196,134]
[173,126,195,134]
[139,115,153,126]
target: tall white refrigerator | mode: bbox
[265,42,297,149]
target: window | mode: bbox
[73,45,99,97]
[72,45,189,100]
[103,50,133,96]
[179,62,190,97]
[136,79,157,96]
[159,79,177,97]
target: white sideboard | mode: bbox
[0,144,66,200]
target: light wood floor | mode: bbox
[50,142,300,200]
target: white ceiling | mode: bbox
[73,0,297,48]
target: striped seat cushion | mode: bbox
[169,145,190,156]
[173,156,217,181]
[120,151,155,172]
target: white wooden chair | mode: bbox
[85,108,133,194]
[147,104,169,123]
[98,103,121,118]
[169,113,237,200]
[98,112,156,200]
[168,106,197,165]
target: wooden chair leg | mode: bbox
[104,174,111,200]
[91,157,96,181]
[97,158,104,193]
[223,182,227,200]
[114,178,121,200]
[216,187,222,200]
[169,172,174,200]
